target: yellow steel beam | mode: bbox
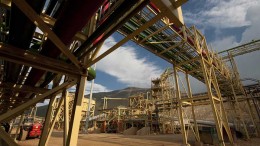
[139,24,170,44]
[176,57,200,67]
[186,74,201,143]
[151,0,184,27]
[170,0,188,8]
[45,93,65,145]
[174,66,189,146]
[40,13,56,26]
[63,90,69,145]
[66,76,87,146]
[87,12,164,67]
[159,41,184,55]
[39,96,56,146]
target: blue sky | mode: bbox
[37,0,260,106]
[89,0,260,94]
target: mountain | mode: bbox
[36,105,48,117]
[36,87,150,117]
[86,87,150,113]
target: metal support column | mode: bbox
[229,53,258,136]
[230,85,250,139]
[45,93,65,145]
[39,76,63,146]
[14,114,24,141]
[39,97,56,146]
[173,66,189,146]
[0,128,18,146]
[66,76,87,146]
[185,73,200,142]
[63,90,69,146]
[246,99,260,136]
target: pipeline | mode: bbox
[78,0,150,60]
[4,0,46,83]
[24,0,105,86]
[74,0,142,57]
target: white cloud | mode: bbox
[233,3,260,80]
[235,52,260,79]
[68,82,111,94]
[241,3,260,43]
[209,2,260,51]
[86,82,111,93]
[208,2,260,81]
[184,0,259,28]
[210,36,239,52]
[36,99,50,107]
[96,37,163,88]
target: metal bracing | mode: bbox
[246,98,260,136]
[151,68,177,134]
[0,1,258,146]
[200,58,234,146]
[45,91,65,145]
[174,66,189,146]
[230,85,250,139]
[185,73,200,142]
[228,53,259,136]
[0,80,76,122]
[14,114,24,141]
[218,41,259,137]
[39,75,63,146]
[86,12,164,67]
[0,43,81,77]
[0,80,75,145]
[53,91,96,132]
[102,3,251,144]
[219,39,260,61]
[39,97,56,146]
[0,127,18,146]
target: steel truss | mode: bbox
[0,0,258,146]
[0,0,98,146]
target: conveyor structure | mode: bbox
[0,0,259,146]
[219,39,260,61]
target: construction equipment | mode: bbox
[18,116,42,141]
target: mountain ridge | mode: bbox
[36,87,150,117]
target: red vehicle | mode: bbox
[19,117,42,140]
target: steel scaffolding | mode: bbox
[0,0,258,146]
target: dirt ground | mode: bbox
[17,131,260,146]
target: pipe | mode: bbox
[4,0,46,83]
[79,0,150,60]
[84,64,96,133]
[24,0,105,86]
[74,0,142,57]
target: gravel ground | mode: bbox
[17,131,260,146]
